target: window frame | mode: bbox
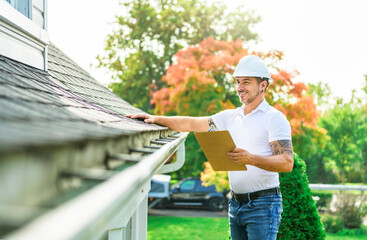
[4,0,32,18]
[0,0,49,70]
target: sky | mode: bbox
[48,0,367,101]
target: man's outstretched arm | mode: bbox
[126,113,213,132]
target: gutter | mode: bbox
[7,132,188,240]
[158,139,185,174]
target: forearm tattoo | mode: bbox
[208,117,218,132]
[270,140,293,157]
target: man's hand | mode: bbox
[126,114,210,132]
[227,141,294,172]
[126,113,156,124]
[227,148,254,166]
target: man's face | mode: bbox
[235,77,261,105]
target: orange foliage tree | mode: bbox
[152,37,247,116]
[152,37,321,185]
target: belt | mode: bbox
[231,187,280,203]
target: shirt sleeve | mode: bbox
[211,110,230,130]
[268,112,292,142]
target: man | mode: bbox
[128,55,293,240]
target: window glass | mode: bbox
[150,182,164,193]
[3,0,31,18]
[180,180,196,191]
[17,0,29,17]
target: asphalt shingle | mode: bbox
[0,43,166,153]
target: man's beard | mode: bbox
[239,88,260,105]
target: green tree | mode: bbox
[292,125,337,183]
[359,76,367,183]
[307,82,332,113]
[96,0,260,112]
[361,132,367,183]
[320,99,367,183]
[363,75,367,96]
[277,154,326,239]
[291,82,336,183]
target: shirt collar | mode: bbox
[237,99,269,117]
[255,99,270,113]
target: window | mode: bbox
[180,180,196,191]
[150,182,164,193]
[4,0,32,18]
[0,0,47,70]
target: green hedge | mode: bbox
[278,153,326,239]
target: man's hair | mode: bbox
[255,77,269,91]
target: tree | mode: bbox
[290,82,335,183]
[152,38,247,116]
[320,99,367,183]
[277,154,326,239]
[363,75,367,96]
[268,71,320,135]
[286,82,330,182]
[153,37,320,179]
[291,124,337,183]
[299,79,367,184]
[97,0,260,112]
[307,82,332,113]
[362,78,367,183]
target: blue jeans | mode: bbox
[228,193,283,240]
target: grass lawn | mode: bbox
[326,226,367,240]
[148,216,367,240]
[148,216,229,240]
[326,235,367,240]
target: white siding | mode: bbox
[32,0,45,29]
[0,0,48,70]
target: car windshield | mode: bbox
[180,180,196,191]
[170,179,196,190]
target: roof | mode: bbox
[0,42,184,238]
[0,43,166,153]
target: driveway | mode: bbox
[148,208,228,218]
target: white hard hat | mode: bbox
[233,55,271,80]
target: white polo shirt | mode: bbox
[211,99,291,194]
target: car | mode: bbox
[149,176,228,211]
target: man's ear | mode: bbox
[261,81,267,91]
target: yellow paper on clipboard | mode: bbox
[194,130,247,171]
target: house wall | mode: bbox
[0,0,48,70]
[32,0,47,29]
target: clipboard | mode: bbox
[194,130,247,171]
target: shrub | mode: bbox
[277,153,326,240]
[335,192,367,229]
[321,213,343,233]
[313,192,333,212]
